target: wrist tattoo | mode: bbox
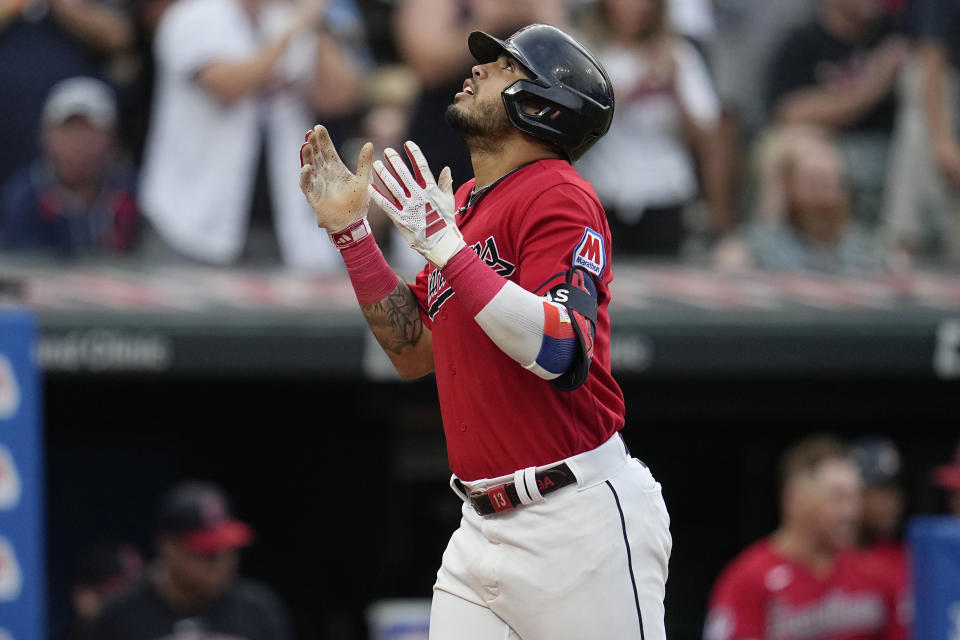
[361,282,423,354]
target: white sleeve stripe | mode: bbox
[523,361,562,381]
[474,280,545,368]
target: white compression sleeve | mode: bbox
[474,280,575,380]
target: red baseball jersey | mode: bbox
[705,539,906,640]
[861,541,911,632]
[408,158,626,481]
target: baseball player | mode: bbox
[850,437,911,628]
[298,23,671,640]
[704,437,907,640]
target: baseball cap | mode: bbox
[932,441,960,491]
[850,437,901,488]
[42,77,117,130]
[155,481,255,553]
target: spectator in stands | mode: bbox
[932,441,960,517]
[882,0,960,263]
[704,436,907,640]
[709,0,816,234]
[850,437,911,629]
[0,77,140,255]
[0,0,133,188]
[711,0,816,137]
[577,0,726,258]
[666,0,714,52]
[91,480,293,640]
[731,126,886,271]
[767,0,907,225]
[139,0,366,269]
[394,0,566,190]
[60,540,143,640]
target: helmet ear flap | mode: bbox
[501,80,611,161]
[501,85,569,158]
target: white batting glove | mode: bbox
[368,141,465,269]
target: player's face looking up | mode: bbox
[445,54,529,147]
[787,459,863,551]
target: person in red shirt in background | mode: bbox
[850,437,911,633]
[704,436,905,640]
[932,440,960,518]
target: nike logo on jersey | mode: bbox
[427,236,516,319]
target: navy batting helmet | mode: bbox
[850,437,902,488]
[468,24,614,162]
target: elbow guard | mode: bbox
[525,301,577,380]
[546,267,598,392]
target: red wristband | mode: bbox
[340,234,401,305]
[440,246,506,317]
[329,218,372,250]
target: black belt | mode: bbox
[456,463,576,516]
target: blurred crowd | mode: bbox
[3,0,960,274]
[57,439,960,639]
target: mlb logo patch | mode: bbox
[572,228,605,277]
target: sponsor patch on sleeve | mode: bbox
[572,228,605,277]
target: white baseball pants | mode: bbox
[430,433,672,640]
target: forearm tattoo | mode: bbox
[361,281,424,354]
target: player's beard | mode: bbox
[445,99,514,155]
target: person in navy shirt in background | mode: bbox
[1,77,139,256]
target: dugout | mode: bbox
[13,259,957,639]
